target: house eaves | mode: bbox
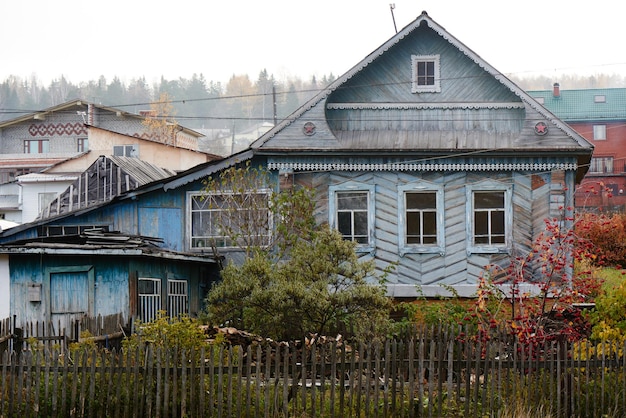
[0,245,217,263]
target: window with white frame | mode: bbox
[593,125,606,140]
[329,183,375,250]
[466,183,512,254]
[24,139,49,154]
[168,279,188,317]
[138,277,161,323]
[77,137,88,152]
[398,182,445,255]
[189,190,271,249]
[411,54,441,93]
[589,156,614,174]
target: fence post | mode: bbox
[12,315,23,357]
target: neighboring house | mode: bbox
[0,100,214,223]
[39,155,177,220]
[528,85,626,211]
[197,122,274,157]
[0,11,594,326]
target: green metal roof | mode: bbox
[527,87,626,122]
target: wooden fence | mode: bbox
[2,330,626,417]
[0,314,127,354]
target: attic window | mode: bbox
[411,54,441,93]
[594,95,606,103]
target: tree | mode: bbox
[105,76,126,106]
[203,164,392,341]
[142,92,179,145]
[207,226,391,342]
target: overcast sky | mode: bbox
[2,0,625,86]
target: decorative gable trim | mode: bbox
[326,102,525,110]
[268,162,577,172]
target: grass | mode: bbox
[597,267,626,291]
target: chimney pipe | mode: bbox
[553,82,560,98]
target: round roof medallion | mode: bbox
[303,121,316,136]
[534,121,548,136]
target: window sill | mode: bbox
[466,246,510,256]
[355,245,375,255]
[399,247,445,257]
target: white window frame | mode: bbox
[398,182,445,256]
[24,139,49,154]
[593,125,606,140]
[167,279,188,317]
[589,156,614,174]
[329,182,375,252]
[138,277,161,323]
[466,182,512,255]
[77,137,88,152]
[187,189,272,250]
[411,54,441,93]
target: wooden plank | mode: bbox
[272,343,281,415]
[357,342,365,417]
[199,347,206,417]
[226,347,233,418]
[319,343,326,418]
[282,345,289,416]
[255,344,262,418]
[245,345,252,418]
[171,349,178,418]
[310,343,317,417]
[235,346,243,418]
[329,341,337,418]
[181,350,187,418]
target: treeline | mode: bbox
[0,70,338,132]
[1,71,625,131]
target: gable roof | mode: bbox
[251,11,593,157]
[0,99,205,138]
[40,155,178,219]
[527,87,626,122]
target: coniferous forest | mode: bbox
[1,71,625,131]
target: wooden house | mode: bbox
[0,100,218,223]
[245,11,593,297]
[0,11,594,326]
[0,157,224,329]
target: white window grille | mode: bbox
[189,190,271,249]
[138,278,161,322]
[168,279,188,317]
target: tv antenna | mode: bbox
[390,4,397,33]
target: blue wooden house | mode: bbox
[0,11,593,329]
[0,156,225,331]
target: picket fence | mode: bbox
[2,327,626,417]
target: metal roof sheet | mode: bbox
[527,88,626,121]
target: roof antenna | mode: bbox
[390,4,398,33]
